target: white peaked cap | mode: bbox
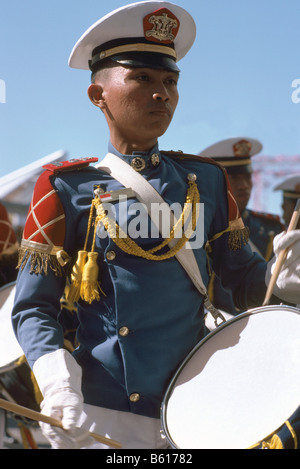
[69,1,196,72]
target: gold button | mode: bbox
[106,250,116,261]
[131,157,146,172]
[129,393,140,403]
[119,326,129,337]
[151,153,160,166]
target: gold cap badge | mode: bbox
[233,139,252,158]
[143,8,180,44]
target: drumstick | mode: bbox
[0,398,122,449]
[263,198,300,306]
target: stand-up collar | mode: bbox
[108,142,161,172]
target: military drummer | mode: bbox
[12,1,300,449]
[200,137,285,315]
[275,173,300,229]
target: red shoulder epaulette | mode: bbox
[43,157,98,173]
[251,210,284,226]
[162,150,222,168]
[18,157,98,276]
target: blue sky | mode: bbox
[1,0,300,213]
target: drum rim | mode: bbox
[0,281,16,294]
[160,304,300,448]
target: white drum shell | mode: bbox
[161,305,300,449]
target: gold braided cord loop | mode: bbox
[94,181,200,261]
[66,180,200,303]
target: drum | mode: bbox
[0,282,23,372]
[0,282,40,411]
[161,305,300,449]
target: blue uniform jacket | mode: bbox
[209,208,285,315]
[12,144,269,419]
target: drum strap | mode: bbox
[96,153,226,326]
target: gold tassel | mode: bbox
[80,252,104,304]
[66,250,88,303]
[67,198,102,304]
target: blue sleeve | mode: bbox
[12,262,66,368]
[215,236,268,310]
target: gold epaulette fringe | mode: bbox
[17,247,65,276]
[228,226,249,250]
[206,225,249,253]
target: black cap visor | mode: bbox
[109,51,180,72]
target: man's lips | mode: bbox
[149,106,172,117]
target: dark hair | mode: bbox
[90,59,120,83]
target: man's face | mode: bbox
[89,65,179,153]
[227,172,253,213]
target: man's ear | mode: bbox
[87,84,105,109]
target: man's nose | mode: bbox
[153,84,169,101]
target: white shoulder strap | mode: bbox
[96,153,225,325]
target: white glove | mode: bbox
[266,230,300,304]
[33,348,93,449]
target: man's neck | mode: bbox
[109,139,158,156]
[109,136,158,155]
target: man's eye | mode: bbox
[136,74,149,81]
[167,78,178,85]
